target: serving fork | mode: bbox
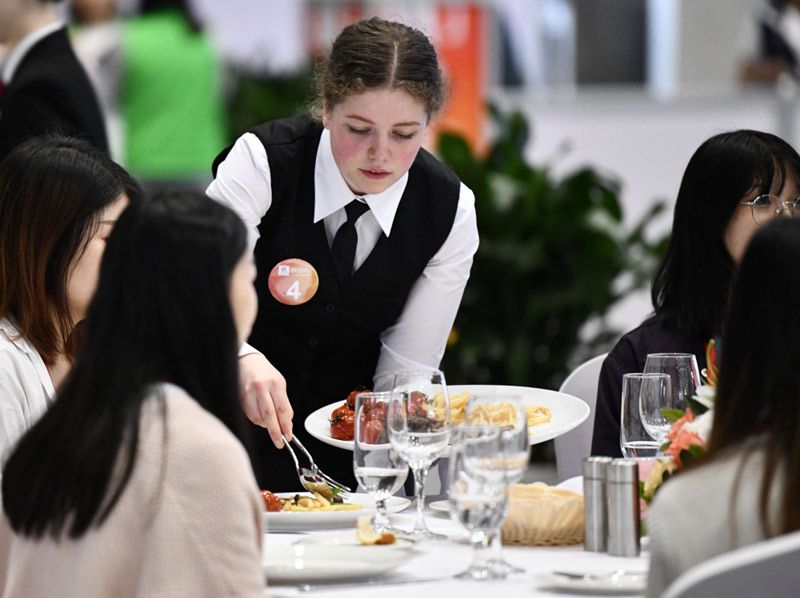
[282,434,352,498]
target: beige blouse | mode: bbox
[0,382,264,597]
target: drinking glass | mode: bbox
[464,394,529,575]
[387,369,451,541]
[643,353,701,415]
[353,391,409,533]
[620,373,669,458]
[448,425,509,580]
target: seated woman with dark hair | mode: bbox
[646,216,800,596]
[0,191,263,596]
[592,129,800,457]
[0,134,139,464]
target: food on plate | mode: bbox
[261,489,283,512]
[267,490,364,512]
[525,404,552,427]
[345,387,369,410]
[330,404,355,440]
[356,516,396,545]
[501,482,584,546]
[301,479,337,499]
[330,388,373,440]
[434,390,553,431]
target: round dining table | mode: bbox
[261,492,650,598]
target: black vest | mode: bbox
[214,115,460,487]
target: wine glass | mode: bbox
[448,425,509,580]
[386,369,451,541]
[620,373,669,458]
[643,353,701,415]
[638,374,675,444]
[464,394,529,576]
[353,391,409,533]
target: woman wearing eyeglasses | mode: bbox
[591,129,800,458]
[646,216,800,596]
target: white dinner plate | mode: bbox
[263,533,418,582]
[428,499,449,515]
[535,570,647,594]
[264,493,410,532]
[304,384,590,451]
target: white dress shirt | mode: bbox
[0,317,55,467]
[207,127,479,380]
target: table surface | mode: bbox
[262,496,649,598]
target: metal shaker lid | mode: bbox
[583,456,614,479]
[606,459,639,483]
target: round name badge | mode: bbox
[268,258,320,306]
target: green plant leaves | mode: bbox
[439,105,667,390]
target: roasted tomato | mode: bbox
[346,387,371,410]
[261,490,283,512]
[408,391,428,416]
[366,402,387,422]
[363,419,384,444]
[330,406,355,440]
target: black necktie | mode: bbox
[331,200,370,282]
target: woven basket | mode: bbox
[501,482,584,546]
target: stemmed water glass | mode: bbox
[464,394,529,576]
[386,369,451,541]
[448,425,509,580]
[353,391,409,533]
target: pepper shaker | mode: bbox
[606,459,640,557]
[583,456,613,552]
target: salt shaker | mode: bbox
[583,456,613,552]
[606,459,640,557]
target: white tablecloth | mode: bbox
[262,497,649,597]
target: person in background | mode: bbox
[70,0,124,160]
[740,0,800,83]
[0,134,139,465]
[208,16,479,489]
[591,130,800,457]
[121,0,227,192]
[646,217,800,596]
[0,0,108,164]
[0,192,263,597]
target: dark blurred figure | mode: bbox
[121,0,227,192]
[71,0,124,160]
[741,0,800,83]
[0,0,108,164]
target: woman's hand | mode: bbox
[238,353,293,447]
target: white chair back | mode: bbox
[554,353,607,482]
[661,529,800,598]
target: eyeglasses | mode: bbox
[739,195,800,225]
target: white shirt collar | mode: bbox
[2,22,64,83]
[313,128,408,237]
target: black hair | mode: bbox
[2,191,251,539]
[139,0,202,32]
[651,129,800,339]
[0,134,140,364]
[709,217,800,535]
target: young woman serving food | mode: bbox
[208,17,479,488]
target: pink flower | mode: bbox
[665,428,703,467]
[665,408,696,443]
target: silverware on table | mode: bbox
[552,569,647,581]
[297,575,452,591]
[282,434,352,499]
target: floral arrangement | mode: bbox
[640,340,718,505]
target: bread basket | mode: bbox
[501,482,584,546]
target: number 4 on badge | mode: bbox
[267,258,319,306]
